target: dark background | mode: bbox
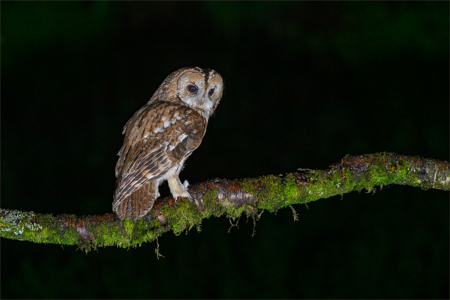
[2,2,448,298]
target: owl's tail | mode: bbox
[112,182,157,221]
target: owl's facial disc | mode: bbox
[177,68,223,118]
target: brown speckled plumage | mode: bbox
[113,67,224,220]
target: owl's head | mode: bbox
[175,67,224,119]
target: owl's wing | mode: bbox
[113,101,207,208]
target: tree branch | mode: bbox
[1,152,448,252]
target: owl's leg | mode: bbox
[168,175,191,200]
[168,175,205,209]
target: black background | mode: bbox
[2,2,449,298]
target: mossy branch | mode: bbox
[1,152,448,252]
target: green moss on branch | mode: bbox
[1,152,448,252]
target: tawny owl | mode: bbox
[113,67,224,220]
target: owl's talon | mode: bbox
[173,192,192,200]
[193,198,205,210]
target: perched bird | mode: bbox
[113,67,224,220]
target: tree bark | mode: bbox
[1,152,448,252]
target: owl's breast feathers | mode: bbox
[113,101,207,206]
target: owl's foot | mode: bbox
[168,176,192,200]
[168,177,204,210]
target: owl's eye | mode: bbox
[208,88,215,97]
[187,84,198,94]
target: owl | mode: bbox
[113,67,224,220]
